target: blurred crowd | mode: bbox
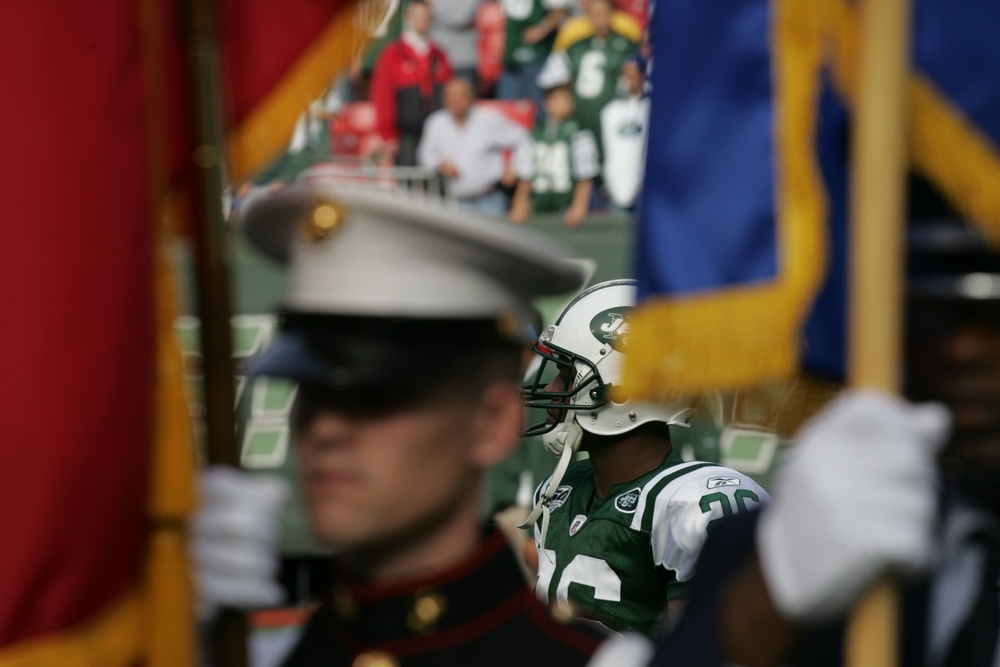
[279,0,652,225]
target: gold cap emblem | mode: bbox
[299,199,348,243]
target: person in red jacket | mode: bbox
[370,0,453,166]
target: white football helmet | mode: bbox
[519,279,695,536]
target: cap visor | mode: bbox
[243,333,333,384]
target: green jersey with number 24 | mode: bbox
[533,449,769,636]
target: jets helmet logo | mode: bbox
[589,307,635,351]
[569,514,588,536]
[707,476,742,489]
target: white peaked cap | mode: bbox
[241,184,586,332]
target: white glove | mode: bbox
[536,52,572,90]
[190,466,289,618]
[757,390,950,624]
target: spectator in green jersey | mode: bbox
[498,0,572,115]
[509,86,599,227]
[537,0,638,155]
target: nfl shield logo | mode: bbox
[569,514,587,536]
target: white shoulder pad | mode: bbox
[633,465,769,582]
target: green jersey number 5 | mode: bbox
[575,50,607,99]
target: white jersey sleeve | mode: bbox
[537,52,573,89]
[514,135,536,181]
[634,465,770,582]
[570,128,599,180]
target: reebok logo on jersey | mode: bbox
[707,476,741,488]
[614,488,641,514]
[569,514,588,536]
[545,485,573,510]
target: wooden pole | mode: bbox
[845,0,912,664]
[181,1,247,666]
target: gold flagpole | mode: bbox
[845,0,912,664]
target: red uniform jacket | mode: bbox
[370,38,453,141]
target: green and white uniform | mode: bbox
[533,449,769,636]
[502,0,571,68]
[514,118,599,212]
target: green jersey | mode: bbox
[517,118,599,212]
[533,449,769,636]
[502,0,568,67]
[564,32,638,147]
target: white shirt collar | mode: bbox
[402,30,430,55]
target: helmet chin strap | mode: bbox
[518,419,584,556]
[541,415,581,456]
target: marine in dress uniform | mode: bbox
[240,185,604,666]
[284,529,602,666]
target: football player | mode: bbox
[521,279,770,636]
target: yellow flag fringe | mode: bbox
[142,222,198,667]
[0,593,144,667]
[228,0,382,184]
[910,76,1000,244]
[623,0,830,397]
[140,0,198,659]
[830,0,1000,243]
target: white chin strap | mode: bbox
[518,420,584,557]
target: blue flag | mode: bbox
[624,0,1000,398]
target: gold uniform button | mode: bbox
[299,200,349,243]
[406,589,447,634]
[352,650,398,667]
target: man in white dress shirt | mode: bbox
[418,78,531,216]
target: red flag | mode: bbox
[0,0,368,662]
[0,0,154,648]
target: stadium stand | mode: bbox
[329,98,535,161]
